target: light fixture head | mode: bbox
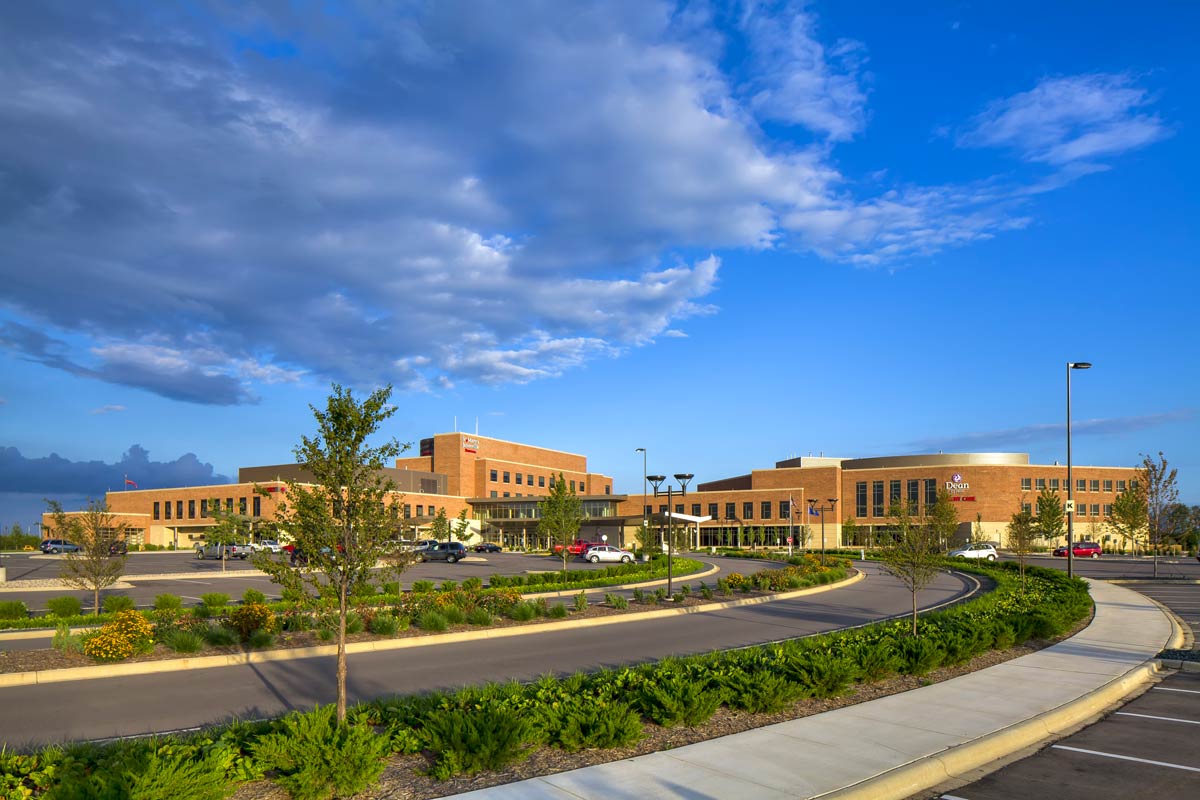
[635,447,645,453]
[828,498,838,506]
[807,498,816,506]
[646,474,665,486]
[1069,361,1092,370]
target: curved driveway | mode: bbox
[0,562,975,747]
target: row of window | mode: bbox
[1022,502,1113,518]
[153,496,260,521]
[641,500,797,521]
[487,469,608,496]
[1020,477,1135,493]
[854,479,938,518]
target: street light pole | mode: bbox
[635,448,647,537]
[646,472,692,597]
[1066,361,1092,580]
[808,498,839,564]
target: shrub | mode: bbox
[508,602,537,622]
[106,610,154,653]
[788,651,859,698]
[83,628,135,662]
[631,588,645,603]
[368,613,400,636]
[439,580,459,592]
[154,594,183,612]
[102,595,135,614]
[241,588,267,605]
[550,698,643,752]
[721,670,808,714]
[281,587,305,604]
[227,603,275,642]
[548,603,568,619]
[605,593,628,610]
[47,596,83,618]
[441,606,466,626]
[679,584,691,596]
[416,611,449,632]
[247,629,275,649]
[382,581,400,595]
[162,629,204,653]
[253,705,390,800]
[573,592,589,612]
[852,640,902,682]
[345,612,365,634]
[204,625,238,647]
[411,580,435,593]
[635,670,722,727]
[699,583,714,601]
[672,593,686,603]
[898,636,944,676]
[422,706,534,779]
[466,608,492,626]
[200,593,230,610]
[653,588,667,603]
[461,576,483,591]
[52,621,83,654]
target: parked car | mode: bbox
[554,539,602,556]
[948,543,998,561]
[255,539,283,554]
[419,542,468,563]
[40,539,79,554]
[107,540,128,556]
[194,542,251,560]
[473,542,502,553]
[583,545,635,564]
[412,539,440,552]
[1053,541,1102,559]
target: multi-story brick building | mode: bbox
[43,435,1138,552]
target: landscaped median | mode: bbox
[0,556,848,687]
[0,561,1090,800]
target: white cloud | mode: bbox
[957,73,1169,165]
[88,404,126,415]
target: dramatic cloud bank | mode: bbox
[0,2,1168,402]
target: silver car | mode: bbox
[948,543,998,561]
[584,545,634,564]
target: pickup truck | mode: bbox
[194,542,252,560]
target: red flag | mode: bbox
[124,478,138,489]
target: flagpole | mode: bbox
[788,494,794,556]
[801,487,805,554]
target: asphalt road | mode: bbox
[0,562,975,746]
[1003,553,1200,581]
[923,580,1200,800]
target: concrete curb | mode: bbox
[0,570,864,688]
[822,661,1164,800]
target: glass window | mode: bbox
[200,499,208,517]
[570,480,576,492]
[416,505,424,516]
[503,492,510,498]
[1103,504,1113,517]
[1050,478,1060,491]
[1077,504,1087,517]
[539,476,546,487]
[872,481,884,517]
[153,501,160,520]
[907,479,920,506]
[708,502,718,519]
[779,500,790,518]
[403,504,411,518]
[1117,479,1127,492]
[1091,503,1100,516]
[226,498,233,512]
[743,502,754,519]
[177,500,184,519]
[725,502,736,520]
[1077,479,1086,492]
[515,473,523,485]
[490,469,497,481]
[889,480,901,503]
[527,474,533,486]
[238,498,247,515]
[1022,503,1032,514]
[605,485,611,495]
[924,479,937,507]
[692,503,701,516]
[761,501,772,519]
[1130,479,1139,491]
[856,482,867,517]
[503,471,510,483]
[659,504,668,514]
[253,495,261,517]
[490,491,497,498]
[644,504,652,517]
[186,500,195,519]
[1103,479,1112,492]
[164,502,171,520]
[1036,478,1046,490]
[675,503,684,514]
[1021,477,1032,491]
[1089,479,1099,492]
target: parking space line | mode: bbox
[1115,712,1200,725]
[1154,687,1200,695]
[1051,745,1200,772]
[940,795,971,800]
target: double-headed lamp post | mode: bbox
[1066,361,1092,579]
[635,448,648,534]
[807,498,839,564]
[646,473,693,597]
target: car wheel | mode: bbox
[589,555,600,563]
[987,554,996,561]
[446,554,457,564]
[50,547,60,554]
[1091,553,1100,559]
[620,555,631,563]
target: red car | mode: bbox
[553,540,602,556]
[1053,541,1102,559]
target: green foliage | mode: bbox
[0,600,28,620]
[605,592,628,609]
[154,594,184,612]
[634,664,722,727]
[247,629,275,649]
[699,583,714,600]
[242,588,268,605]
[653,588,667,603]
[897,635,945,676]
[549,698,643,751]
[45,737,239,800]
[47,596,84,618]
[411,580,435,593]
[200,593,230,610]
[253,705,390,800]
[506,601,537,622]
[631,588,645,603]
[162,629,205,653]
[573,591,588,612]
[368,613,402,636]
[548,603,568,619]
[441,606,466,625]
[720,669,808,713]
[466,607,493,626]
[345,611,365,634]
[416,611,449,631]
[226,603,276,641]
[461,576,483,591]
[102,595,135,614]
[52,621,83,655]
[204,625,238,647]
[422,706,534,779]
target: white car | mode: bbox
[255,540,283,554]
[584,545,634,564]
[948,543,998,561]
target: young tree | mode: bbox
[1034,489,1064,544]
[1107,485,1147,554]
[842,516,860,548]
[538,473,584,576]
[633,520,658,555]
[429,507,450,545]
[927,490,959,552]
[205,501,252,573]
[1006,509,1037,592]
[879,499,942,636]
[255,384,408,724]
[971,513,986,545]
[46,500,128,615]
[1140,452,1180,577]
[451,508,473,545]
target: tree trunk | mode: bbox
[336,578,348,724]
[94,587,100,616]
[911,590,918,636]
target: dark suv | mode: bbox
[418,542,467,564]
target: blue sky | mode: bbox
[1,0,1197,529]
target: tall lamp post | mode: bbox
[1066,361,1092,580]
[807,498,839,564]
[646,472,693,597]
[635,448,648,539]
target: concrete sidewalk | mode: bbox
[447,578,1179,800]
